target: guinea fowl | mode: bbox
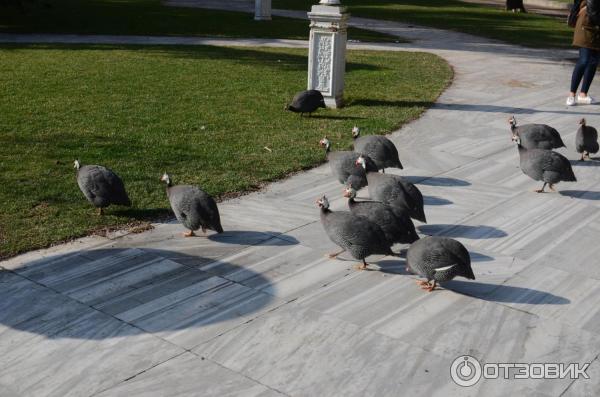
[575,118,599,161]
[343,186,419,246]
[317,195,393,270]
[406,236,475,292]
[351,126,403,172]
[320,137,378,189]
[356,156,426,223]
[160,173,223,237]
[509,115,565,150]
[74,160,131,215]
[514,136,577,193]
[285,89,326,116]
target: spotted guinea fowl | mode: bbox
[317,195,393,270]
[514,136,576,193]
[320,137,378,189]
[356,156,426,223]
[351,126,403,173]
[509,115,565,150]
[406,236,475,292]
[285,89,325,116]
[160,173,223,237]
[74,160,131,215]
[343,186,419,246]
[575,118,599,161]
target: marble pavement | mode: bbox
[2,5,600,397]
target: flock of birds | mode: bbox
[73,89,599,293]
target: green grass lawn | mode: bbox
[0,44,452,258]
[0,0,396,42]
[274,0,573,48]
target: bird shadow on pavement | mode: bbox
[404,176,471,187]
[442,280,570,305]
[424,195,453,205]
[570,159,600,167]
[559,190,600,201]
[418,224,508,239]
[208,230,299,245]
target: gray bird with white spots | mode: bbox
[509,115,565,150]
[317,195,393,270]
[575,118,599,161]
[344,186,419,246]
[351,126,403,172]
[285,90,326,116]
[406,236,475,292]
[356,157,426,223]
[161,173,223,237]
[514,136,576,192]
[320,137,378,189]
[74,160,131,215]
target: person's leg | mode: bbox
[580,49,600,96]
[570,48,590,96]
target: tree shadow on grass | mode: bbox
[6,43,384,72]
[348,99,433,107]
[307,114,368,120]
[112,208,171,221]
[1,244,286,339]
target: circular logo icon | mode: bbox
[450,355,482,387]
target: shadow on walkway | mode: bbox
[559,190,600,201]
[443,280,571,304]
[1,244,289,339]
[419,224,508,238]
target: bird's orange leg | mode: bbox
[326,249,346,259]
[354,259,369,270]
[534,182,547,193]
[182,230,195,237]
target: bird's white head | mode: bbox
[343,185,356,199]
[160,172,171,186]
[352,126,360,138]
[355,155,367,169]
[73,159,81,170]
[319,137,331,151]
[316,195,330,209]
[513,135,521,146]
[580,118,587,126]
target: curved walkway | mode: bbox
[1,5,600,397]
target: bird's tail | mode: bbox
[564,167,577,182]
[463,265,476,280]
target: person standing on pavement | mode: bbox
[567,0,600,106]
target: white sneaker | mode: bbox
[566,96,576,106]
[577,95,594,105]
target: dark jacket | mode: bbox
[573,0,600,50]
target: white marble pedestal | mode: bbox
[307,1,349,108]
[254,0,272,20]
